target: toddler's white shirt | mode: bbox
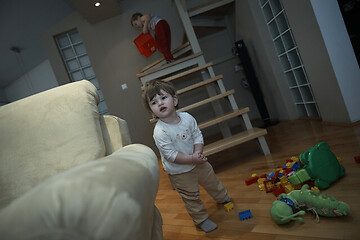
[153,112,204,175]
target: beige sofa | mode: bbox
[0,80,162,239]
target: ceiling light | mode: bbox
[94,2,101,7]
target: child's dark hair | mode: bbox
[142,79,178,113]
[131,12,143,26]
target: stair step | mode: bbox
[162,62,213,83]
[198,108,249,130]
[137,52,203,78]
[203,128,267,156]
[176,75,223,95]
[188,0,235,17]
[142,74,222,92]
[138,52,204,83]
[178,89,235,112]
[139,42,191,74]
[149,88,235,124]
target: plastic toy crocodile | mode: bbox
[270,184,350,224]
[288,142,345,189]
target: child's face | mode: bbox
[149,90,178,120]
[132,16,143,28]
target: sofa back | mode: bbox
[0,80,106,209]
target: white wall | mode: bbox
[310,0,360,123]
[5,59,58,102]
[42,0,185,151]
[235,0,298,121]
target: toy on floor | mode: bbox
[270,184,350,224]
[239,210,252,221]
[224,202,234,212]
[288,142,345,189]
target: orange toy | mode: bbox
[133,33,157,57]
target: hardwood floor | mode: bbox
[155,119,360,240]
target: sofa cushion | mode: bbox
[100,115,132,155]
[0,80,106,209]
[0,144,160,240]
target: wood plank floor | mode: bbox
[155,119,360,240]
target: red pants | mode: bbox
[155,20,174,61]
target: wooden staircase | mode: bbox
[137,0,270,156]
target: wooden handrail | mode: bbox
[138,42,191,74]
[136,52,203,78]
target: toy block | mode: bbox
[354,155,360,163]
[290,156,299,161]
[239,210,252,221]
[279,176,288,185]
[264,179,274,193]
[224,201,234,212]
[288,169,311,185]
[282,168,293,175]
[272,185,286,197]
[245,176,259,185]
[268,173,275,179]
[283,184,294,193]
[292,161,300,171]
[260,174,267,178]
[286,162,293,168]
[286,159,294,163]
[273,177,281,184]
[258,184,265,191]
[257,177,266,184]
[287,170,295,177]
[251,173,258,177]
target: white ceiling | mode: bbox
[0,0,121,89]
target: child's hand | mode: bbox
[192,152,207,164]
[143,27,148,34]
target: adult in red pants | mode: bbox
[131,13,175,63]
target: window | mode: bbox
[259,0,320,117]
[55,29,109,115]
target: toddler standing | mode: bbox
[142,79,232,232]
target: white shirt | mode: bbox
[149,16,163,30]
[153,112,204,175]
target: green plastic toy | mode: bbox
[270,184,350,224]
[288,142,345,189]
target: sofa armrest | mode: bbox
[100,115,132,155]
[0,144,162,240]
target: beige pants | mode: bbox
[168,162,229,225]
